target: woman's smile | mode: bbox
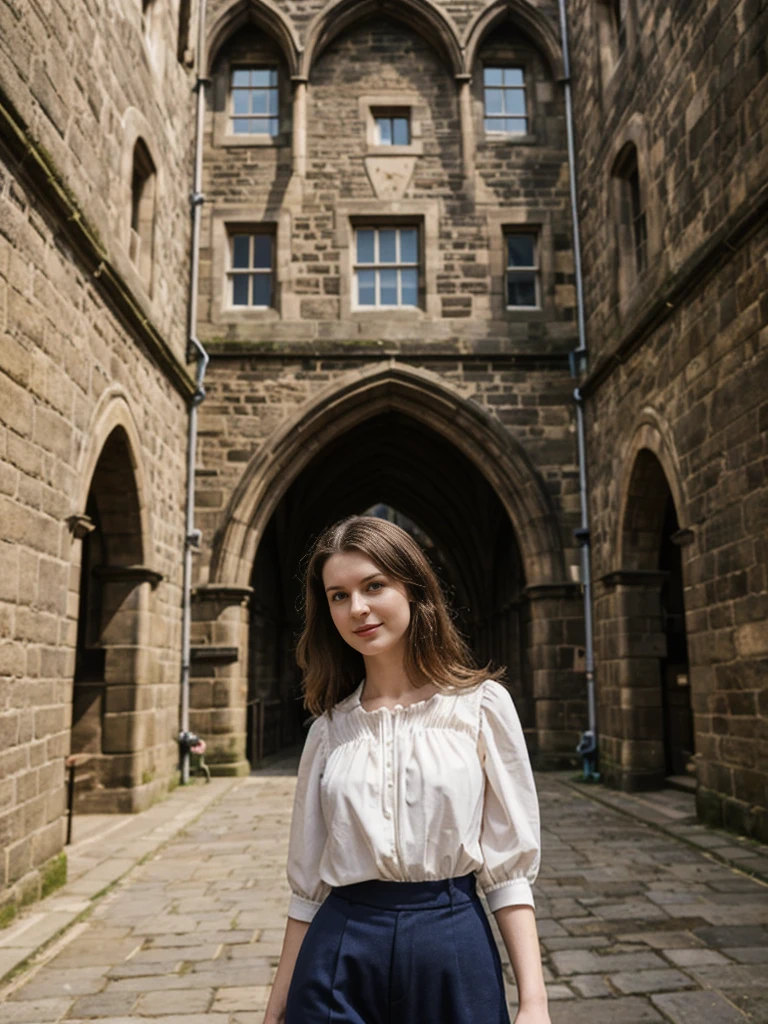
[354,623,381,637]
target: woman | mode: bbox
[264,515,550,1024]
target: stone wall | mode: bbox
[569,0,768,836]
[0,0,194,911]
[198,9,575,345]
[192,1,586,776]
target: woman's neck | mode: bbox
[361,651,427,701]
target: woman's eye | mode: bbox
[368,582,383,591]
[331,592,346,602]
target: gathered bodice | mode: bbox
[286,678,541,923]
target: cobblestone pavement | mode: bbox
[1,762,767,1024]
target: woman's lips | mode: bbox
[354,624,381,637]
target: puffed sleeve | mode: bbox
[475,680,541,913]
[286,714,332,922]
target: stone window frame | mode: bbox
[473,55,539,148]
[335,200,439,320]
[211,49,291,149]
[594,0,637,106]
[358,93,424,156]
[614,145,648,277]
[129,139,157,296]
[606,115,660,316]
[210,206,294,323]
[486,209,554,322]
[117,109,164,309]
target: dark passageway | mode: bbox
[246,411,531,764]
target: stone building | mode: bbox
[568,0,768,839]
[0,0,197,911]
[0,0,766,915]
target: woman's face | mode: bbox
[322,550,412,659]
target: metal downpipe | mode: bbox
[557,0,599,778]
[179,0,210,785]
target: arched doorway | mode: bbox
[245,409,531,763]
[200,363,576,774]
[619,448,694,784]
[71,425,159,811]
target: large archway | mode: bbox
[212,362,564,588]
[245,408,532,760]
[196,363,578,773]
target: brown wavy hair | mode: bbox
[295,515,505,717]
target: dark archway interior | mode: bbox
[246,411,530,763]
[659,494,693,776]
[72,428,144,765]
[622,449,694,777]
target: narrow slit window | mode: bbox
[129,139,156,290]
[229,232,274,307]
[505,232,539,308]
[354,227,419,309]
[614,145,648,280]
[627,166,647,274]
[230,68,279,136]
[484,67,528,135]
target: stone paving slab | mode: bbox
[1,766,767,1023]
[0,778,237,986]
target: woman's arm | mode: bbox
[263,916,310,1024]
[494,904,550,1023]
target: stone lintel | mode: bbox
[93,564,164,589]
[525,582,582,601]
[600,569,670,589]
[192,583,254,606]
[190,646,239,663]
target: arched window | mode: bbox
[129,139,156,291]
[612,143,647,288]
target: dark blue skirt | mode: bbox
[285,873,511,1023]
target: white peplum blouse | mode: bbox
[286,677,541,923]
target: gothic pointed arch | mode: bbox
[300,0,463,79]
[614,408,689,570]
[463,0,564,81]
[76,387,152,563]
[206,0,301,76]
[210,362,565,589]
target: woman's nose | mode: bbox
[350,591,369,616]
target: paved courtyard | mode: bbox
[1,762,767,1024]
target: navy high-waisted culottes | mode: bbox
[284,873,512,1024]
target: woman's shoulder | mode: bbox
[477,678,518,716]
